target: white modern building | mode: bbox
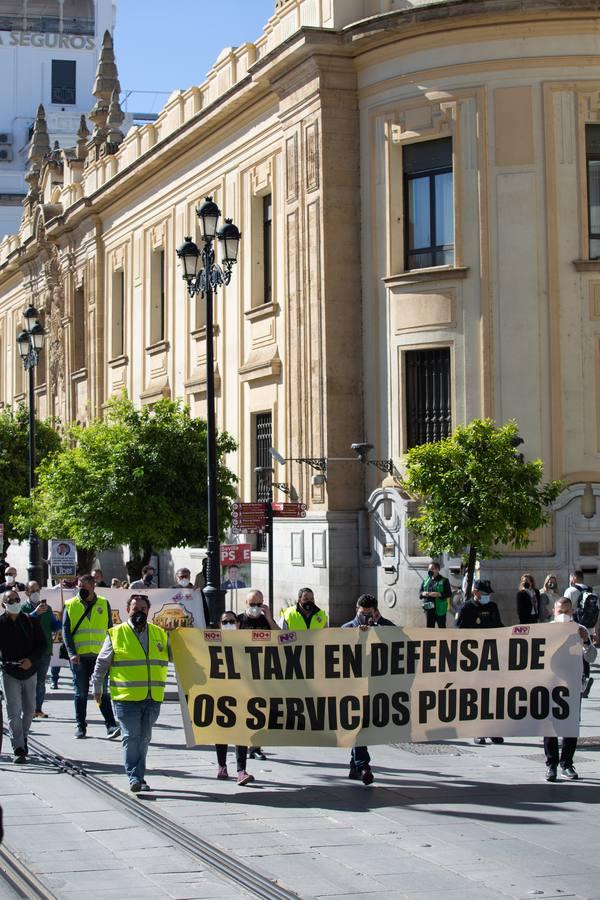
[0,0,116,238]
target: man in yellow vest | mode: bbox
[278,587,328,629]
[63,574,120,740]
[92,593,168,793]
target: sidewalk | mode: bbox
[3,661,600,900]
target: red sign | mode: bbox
[231,502,267,534]
[220,543,251,565]
[271,502,307,519]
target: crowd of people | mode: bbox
[0,562,597,792]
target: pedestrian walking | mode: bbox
[23,582,61,718]
[63,574,120,740]
[544,597,597,781]
[92,594,168,792]
[342,594,395,785]
[0,590,46,762]
[215,611,255,785]
[279,588,328,630]
[419,561,452,628]
[237,589,278,760]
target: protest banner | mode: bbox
[30,587,207,668]
[171,624,583,747]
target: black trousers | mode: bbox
[426,609,446,628]
[544,736,577,768]
[215,744,247,771]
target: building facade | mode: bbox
[1,0,600,623]
[0,0,116,238]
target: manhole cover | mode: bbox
[576,737,600,746]
[390,742,473,755]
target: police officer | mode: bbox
[63,573,120,739]
[92,594,168,792]
[278,587,328,630]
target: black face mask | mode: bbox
[143,574,153,585]
[79,587,90,601]
[428,569,435,578]
[131,610,148,629]
[300,600,315,614]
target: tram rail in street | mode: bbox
[0,843,58,899]
[22,732,298,900]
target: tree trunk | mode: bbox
[77,547,96,575]
[464,545,477,601]
[126,545,153,581]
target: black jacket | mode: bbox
[457,600,503,629]
[517,589,540,624]
[0,612,46,679]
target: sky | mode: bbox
[114,0,275,115]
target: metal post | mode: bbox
[266,487,274,614]
[27,362,41,585]
[202,241,223,626]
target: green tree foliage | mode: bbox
[12,396,238,572]
[0,405,62,546]
[403,419,563,598]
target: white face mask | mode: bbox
[479,595,491,605]
[555,613,572,623]
[221,622,237,630]
[5,575,15,585]
[246,605,262,619]
[177,577,191,587]
[5,599,24,614]
[29,592,40,605]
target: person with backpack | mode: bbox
[0,590,46,763]
[564,570,599,697]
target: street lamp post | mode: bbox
[176,197,241,625]
[16,305,46,586]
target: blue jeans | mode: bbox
[71,656,117,731]
[35,653,52,712]
[114,699,161,785]
[350,746,371,771]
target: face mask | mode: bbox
[29,592,40,606]
[427,569,435,578]
[548,583,556,591]
[479,595,491,605]
[523,582,531,590]
[143,575,153,586]
[357,613,373,625]
[221,622,237,630]
[131,610,148,629]
[555,613,572,623]
[300,601,315,613]
[177,578,191,587]
[246,605,261,619]
[79,587,90,601]
[5,575,14,585]
[5,599,23,613]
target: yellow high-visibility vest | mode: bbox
[65,596,110,656]
[281,606,328,630]
[108,622,168,702]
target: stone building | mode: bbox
[1,0,600,622]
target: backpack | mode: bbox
[575,589,600,629]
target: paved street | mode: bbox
[2,660,600,900]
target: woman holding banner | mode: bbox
[214,610,256,785]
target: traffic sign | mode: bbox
[220,544,251,565]
[271,502,307,519]
[231,502,267,534]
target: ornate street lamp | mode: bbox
[176,197,241,624]
[17,305,46,585]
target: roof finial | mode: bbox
[89,30,121,152]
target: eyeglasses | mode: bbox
[5,597,20,605]
[221,619,237,625]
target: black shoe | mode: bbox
[361,766,375,786]
[582,677,594,699]
[560,765,578,780]
[140,782,151,792]
[249,748,267,760]
[13,748,26,765]
[348,767,361,780]
[50,683,59,690]
[107,725,121,740]
[130,781,142,793]
[545,765,557,782]
[490,737,504,744]
[473,737,486,745]
[75,726,86,739]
